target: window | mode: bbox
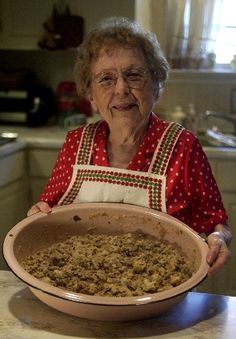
[165,0,236,70]
[214,0,236,65]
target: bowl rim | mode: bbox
[3,202,209,306]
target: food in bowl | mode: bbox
[3,203,209,321]
[22,232,194,297]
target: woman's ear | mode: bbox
[87,92,98,112]
[153,84,161,102]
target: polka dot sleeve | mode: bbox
[173,137,228,233]
[39,127,83,206]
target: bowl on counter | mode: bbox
[3,203,209,321]
[0,132,18,146]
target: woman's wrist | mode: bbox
[211,224,232,246]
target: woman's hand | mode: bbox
[206,226,231,275]
[27,201,52,217]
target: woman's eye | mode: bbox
[127,72,143,81]
[99,75,114,84]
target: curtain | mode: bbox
[166,0,223,69]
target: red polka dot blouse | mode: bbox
[39,113,228,233]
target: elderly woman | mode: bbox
[28,17,231,274]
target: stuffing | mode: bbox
[22,232,194,297]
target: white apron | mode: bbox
[58,121,183,212]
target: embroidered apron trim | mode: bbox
[59,118,183,212]
[60,166,164,210]
[150,122,183,175]
[76,121,101,165]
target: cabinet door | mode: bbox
[0,180,29,269]
[197,154,236,297]
[29,149,58,177]
[220,193,236,295]
[0,0,135,50]
[197,193,236,296]
[0,0,53,49]
[28,148,59,205]
[30,177,49,205]
[216,160,236,193]
[0,150,25,187]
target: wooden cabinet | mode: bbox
[0,0,53,50]
[197,156,236,296]
[0,0,134,50]
[0,150,29,269]
[28,148,59,204]
[0,146,59,269]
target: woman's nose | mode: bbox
[114,76,130,95]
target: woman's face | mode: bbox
[88,45,158,126]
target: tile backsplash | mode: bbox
[155,70,236,132]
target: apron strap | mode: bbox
[75,121,102,165]
[149,122,184,175]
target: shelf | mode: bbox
[169,69,236,85]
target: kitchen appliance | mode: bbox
[0,86,54,127]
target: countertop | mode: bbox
[0,124,67,150]
[1,270,236,339]
[0,139,26,157]
[0,124,236,158]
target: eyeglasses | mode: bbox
[92,67,149,90]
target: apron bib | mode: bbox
[59,120,183,212]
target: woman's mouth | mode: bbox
[113,103,136,111]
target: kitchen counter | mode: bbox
[0,139,26,157]
[0,124,67,149]
[1,270,236,339]
[0,124,236,157]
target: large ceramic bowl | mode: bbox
[3,203,209,321]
